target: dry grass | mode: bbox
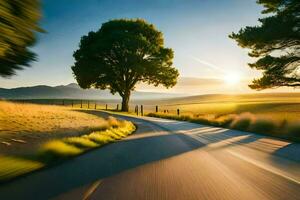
[142,93,300,141]
[0,101,110,154]
[139,93,300,123]
[0,101,136,182]
[147,112,300,142]
[144,102,300,123]
[0,121,136,182]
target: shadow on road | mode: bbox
[0,112,204,199]
[272,143,300,162]
[1,110,299,200]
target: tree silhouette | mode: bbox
[0,0,43,77]
[72,19,179,111]
[230,0,300,89]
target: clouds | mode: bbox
[189,55,224,72]
[136,77,252,94]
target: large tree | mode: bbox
[230,0,300,89]
[72,19,179,111]
[0,0,43,77]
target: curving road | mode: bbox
[0,111,300,200]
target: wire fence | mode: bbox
[9,99,182,116]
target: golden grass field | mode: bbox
[0,101,111,153]
[28,93,300,136]
[0,100,136,182]
[144,93,300,142]
[140,93,300,123]
[64,92,299,141]
[24,93,300,123]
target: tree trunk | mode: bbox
[121,92,130,112]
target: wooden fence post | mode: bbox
[116,104,119,111]
[177,109,180,116]
[156,105,158,113]
[106,104,108,110]
[88,101,90,109]
[141,105,143,116]
[81,100,83,108]
[95,103,97,110]
[136,105,139,116]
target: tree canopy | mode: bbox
[230,0,300,89]
[72,19,179,111]
[0,0,43,77]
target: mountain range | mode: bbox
[0,83,183,100]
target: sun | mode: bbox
[223,72,241,85]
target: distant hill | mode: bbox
[134,92,300,105]
[0,83,182,100]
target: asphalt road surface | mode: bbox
[0,111,299,200]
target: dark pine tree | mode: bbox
[230,0,300,89]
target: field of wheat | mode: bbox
[144,93,300,141]
[140,93,300,123]
[0,101,136,182]
[0,101,111,154]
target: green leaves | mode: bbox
[0,0,43,77]
[230,0,300,89]
[257,0,282,14]
[72,19,179,110]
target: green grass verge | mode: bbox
[38,121,136,163]
[0,120,135,183]
[0,156,44,182]
[147,112,300,142]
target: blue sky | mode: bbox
[1,0,265,91]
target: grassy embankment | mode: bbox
[0,101,135,182]
[145,93,300,142]
[10,93,300,142]
[147,112,300,142]
[57,93,300,141]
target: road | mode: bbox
[0,111,299,200]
